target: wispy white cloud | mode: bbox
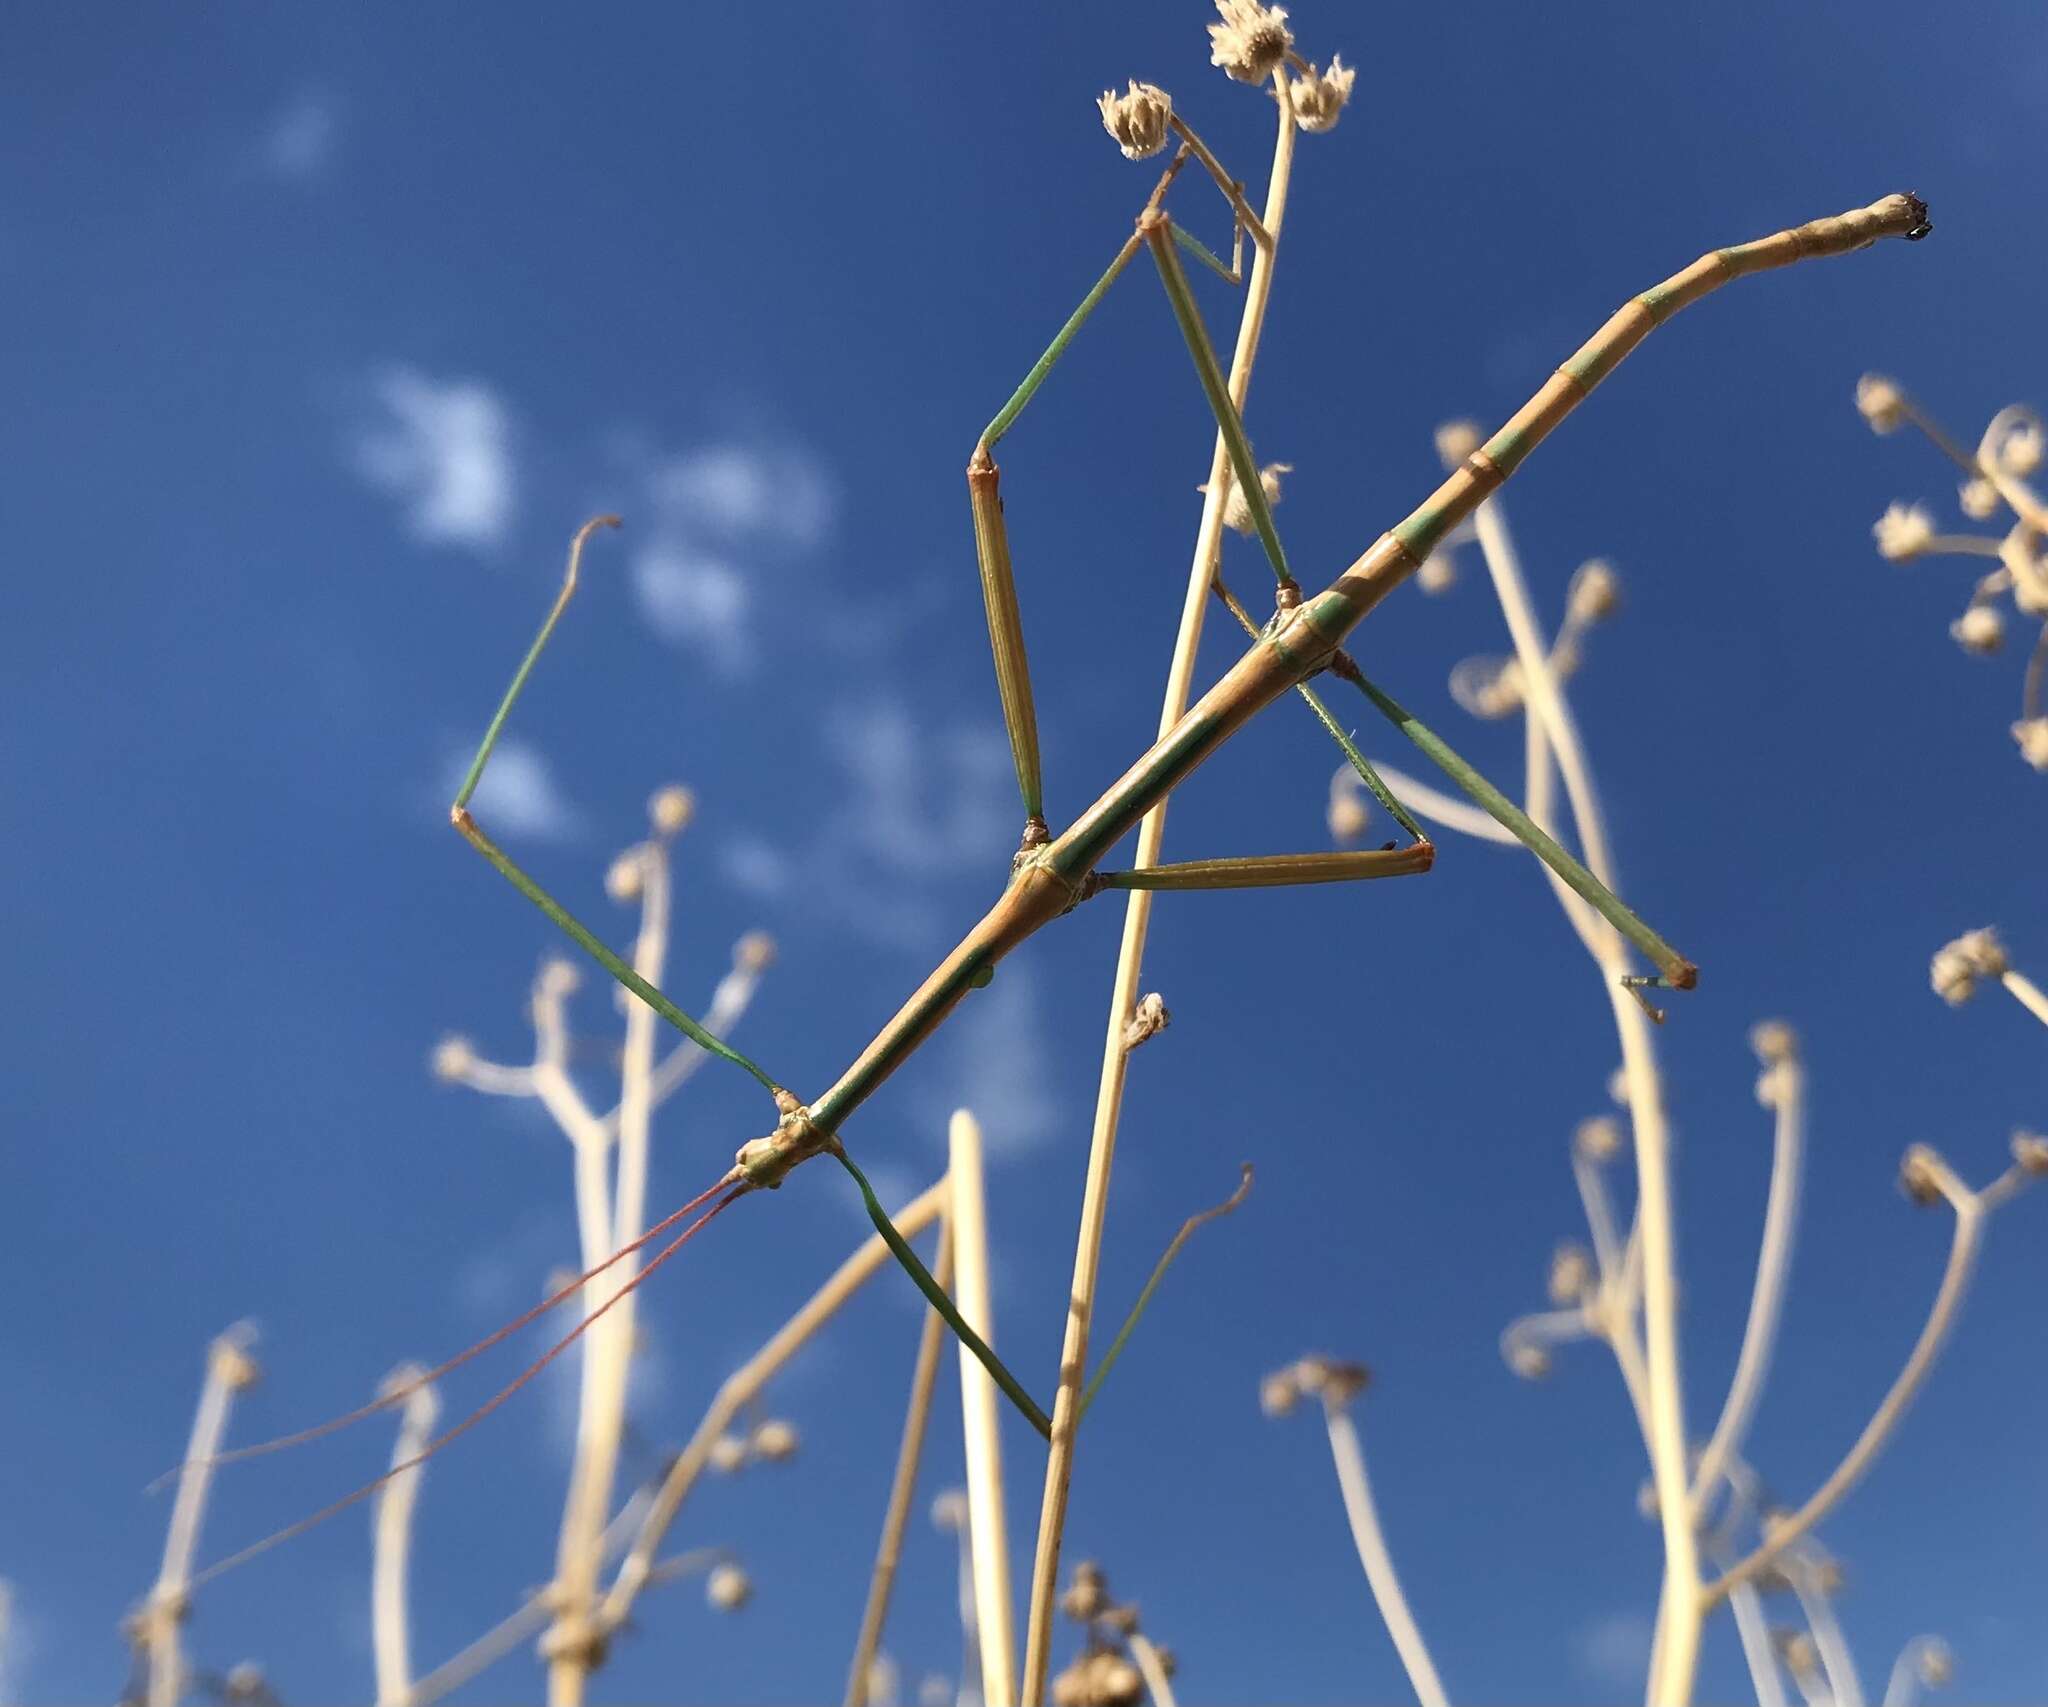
[651,443,835,553]
[630,545,750,668]
[438,736,582,842]
[718,833,793,899]
[257,90,338,181]
[1574,1609,1653,1692]
[354,366,516,551]
[913,960,1061,1161]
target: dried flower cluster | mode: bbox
[1258,1353,1369,1415]
[1049,1561,1172,1707]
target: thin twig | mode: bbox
[1127,1634,1179,1707]
[372,1370,441,1706]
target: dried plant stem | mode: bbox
[1703,1160,2034,1605]
[951,1110,1017,1707]
[1464,491,1700,1701]
[1998,966,2048,1027]
[1688,1054,1804,1517]
[846,1221,955,1707]
[1722,1573,1791,1707]
[1882,1638,1950,1707]
[138,1326,257,1707]
[596,1180,950,1635]
[1127,1634,1179,1707]
[372,1374,442,1706]
[1321,1400,1449,1707]
[1787,1555,1866,1707]
[1018,74,1298,1707]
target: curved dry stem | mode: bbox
[1019,69,1298,1707]
[1881,1637,1951,1707]
[1321,1399,1450,1707]
[1784,1550,1865,1707]
[1998,967,2048,1029]
[1689,1052,1805,1516]
[1128,1634,1178,1707]
[372,1373,442,1706]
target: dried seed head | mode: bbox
[1258,1367,1301,1417]
[705,1562,752,1612]
[930,1489,969,1532]
[1096,81,1173,160]
[223,1663,269,1702]
[211,1334,262,1393]
[749,1417,799,1462]
[1748,1019,1798,1066]
[1996,420,2044,478]
[1121,991,1172,1052]
[538,957,581,1000]
[1950,603,2005,654]
[1776,1629,1821,1676]
[1053,1651,1144,1707]
[1874,502,1936,562]
[1099,1601,1141,1637]
[2010,718,2048,772]
[737,930,777,972]
[1152,1646,1178,1679]
[1314,1359,1371,1406]
[1930,928,2007,1004]
[1328,786,1371,843]
[1506,1342,1552,1381]
[1289,54,1355,132]
[648,784,695,837]
[1856,373,1906,434]
[1917,1639,1954,1687]
[1434,419,1483,468]
[2011,1131,2048,1175]
[431,1035,477,1082]
[1566,559,1622,626]
[1207,0,1292,83]
[1548,1242,1595,1306]
[1449,654,1525,720]
[1574,1115,1624,1163]
[1415,552,1458,595]
[1059,1560,1109,1622]
[605,850,646,902]
[1959,476,2001,520]
[709,1432,749,1473]
[1202,461,1293,535]
[1898,1142,1948,1207]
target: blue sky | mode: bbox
[3,3,2046,1702]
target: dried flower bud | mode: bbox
[1203,461,1292,535]
[1574,1115,1623,1163]
[223,1662,269,1702]
[210,1334,261,1393]
[649,784,695,836]
[736,930,776,972]
[1415,552,1457,595]
[1950,603,2005,654]
[1121,991,1171,1052]
[2011,1131,2048,1175]
[1289,54,1354,132]
[1565,560,1621,627]
[1777,1629,1821,1676]
[1930,928,2007,1004]
[431,1035,477,1082]
[1059,1561,1108,1622]
[1099,1601,1140,1637]
[2010,718,2048,772]
[1434,419,1482,468]
[1328,786,1371,843]
[1258,1368,1301,1417]
[1314,1359,1370,1406]
[1748,1020,1798,1066]
[1898,1143,1947,1207]
[1873,502,1935,562]
[1547,1242,1594,1306]
[1096,81,1173,160]
[1506,1342,1552,1381]
[705,1562,751,1612]
[709,1432,749,1474]
[1151,1646,1178,1679]
[1855,374,1906,434]
[605,850,645,902]
[1207,0,1292,83]
[1997,420,2044,478]
[1449,654,1525,720]
[538,958,580,1000]
[1959,476,2000,520]
[749,1418,799,1462]
[1917,1638,1955,1687]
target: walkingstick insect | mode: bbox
[180,44,1931,1621]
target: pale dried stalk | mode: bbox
[951,1111,1017,1706]
[1464,495,1699,1701]
[1706,1153,2036,1604]
[139,1325,258,1707]
[847,1220,956,1707]
[597,1179,950,1634]
[1127,1634,1178,1707]
[1722,1574,1790,1707]
[1999,966,2048,1027]
[1881,1637,1951,1707]
[1019,75,1298,1706]
[549,839,669,1706]
[1321,1399,1449,1707]
[372,1370,442,1706]
[1689,1052,1805,1516]
[1786,1552,1865,1707]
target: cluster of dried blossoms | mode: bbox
[1049,1561,1176,1707]
[1858,376,2048,770]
